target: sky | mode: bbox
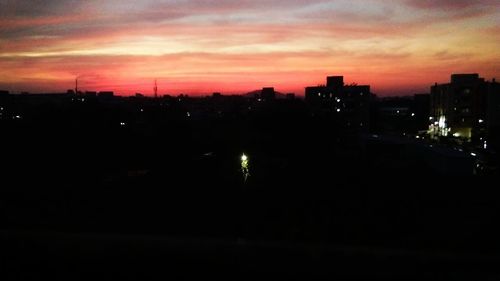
[0,0,499,96]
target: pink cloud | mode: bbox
[1,1,499,96]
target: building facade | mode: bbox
[430,74,498,146]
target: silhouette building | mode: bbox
[261,87,276,101]
[305,76,371,131]
[327,76,344,89]
[430,74,499,145]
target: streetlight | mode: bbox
[241,153,249,182]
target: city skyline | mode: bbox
[1,0,499,96]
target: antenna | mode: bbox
[75,78,78,94]
[154,79,158,98]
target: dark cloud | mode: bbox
[0,0,85,17]
[405,0,497,10]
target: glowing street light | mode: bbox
[241,153,249,182]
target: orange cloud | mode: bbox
[0,0,498,96]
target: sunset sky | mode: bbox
[1,0,499,96]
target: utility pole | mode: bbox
[154,79,158,98]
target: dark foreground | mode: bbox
[3,228,499,280]
[1,95,499,279]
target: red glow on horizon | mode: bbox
[0,0,498,96]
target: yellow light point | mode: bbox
[241,153,249,182]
